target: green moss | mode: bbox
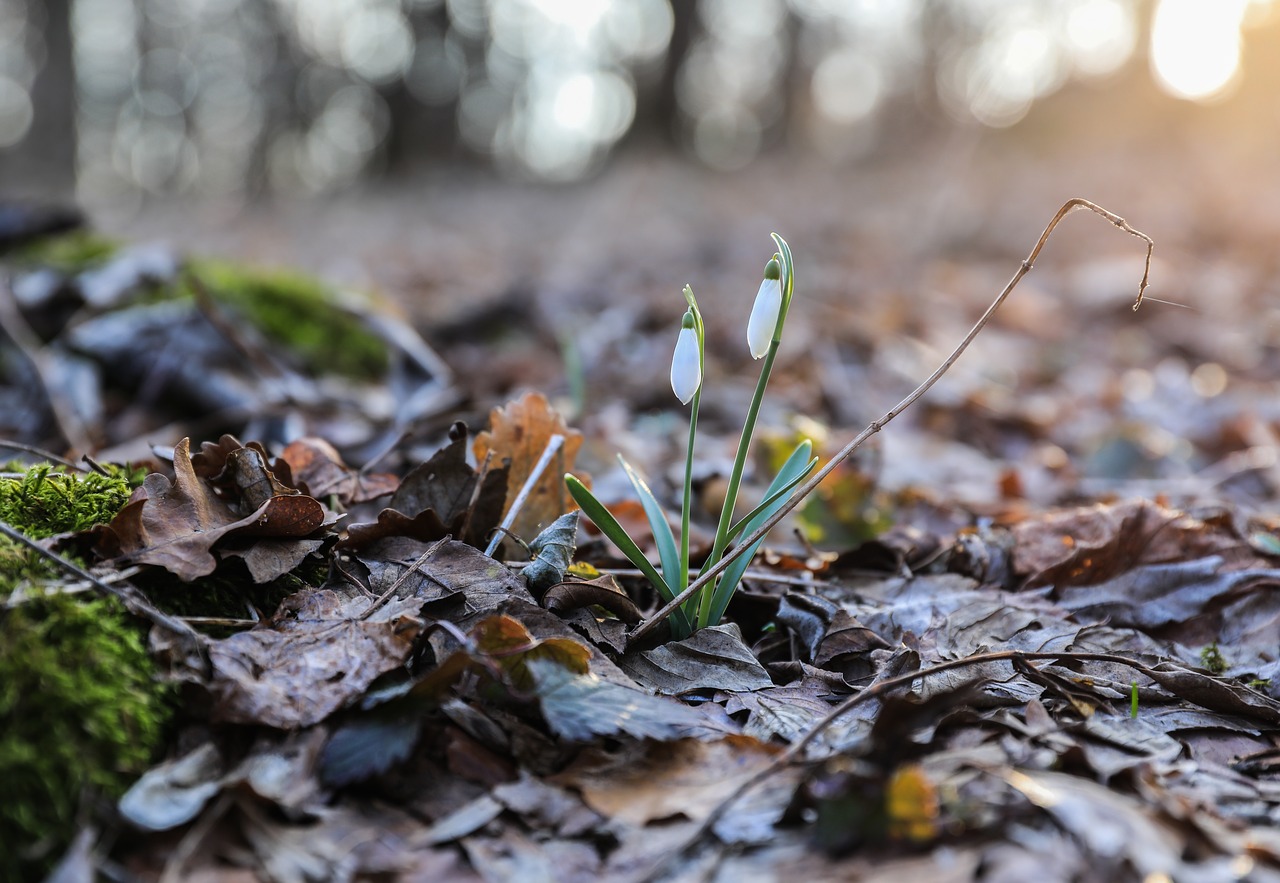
[183,259,390,380]
[0,464,137,539]
[1200,643,1227,675]
[10,230,119,274]
[0,592,170,881]
[0,462,169,882]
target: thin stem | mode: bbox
[0,519,204,648]
[484,433,564,556]
[633,198,1154,644]
[698,338,780,629]
[679,387,700,611]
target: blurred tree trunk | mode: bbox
[4,0,77,200]
[628,0,695,148]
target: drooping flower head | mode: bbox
[670,308,702,405]
[747,257,783,359]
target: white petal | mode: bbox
[670,326,702,405]
[747,277,783,359]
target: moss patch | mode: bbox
[184,259,390,380]
[10,230,119,274]
[0,462,169,881]
[0,464,140,540]
[0,592,170,881]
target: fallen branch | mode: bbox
[0,519,205,652]
[630,199,1153,644]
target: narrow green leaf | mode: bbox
[726,455,817,544]
[619,456,682,589]
[564,475,669,597]
[705,440,814,626]
[565,474,693,635]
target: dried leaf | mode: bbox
[619,623,773,695]
[279,436,399,505]
[522,511,579,594]
[119,744,224,832]
[356,540,534,626]
[473,391,585,543]
[1054,555,1280,632]
[95,437,330,580]
[221,538,325,584]
[207,589,423,729]
[553,735,783,828]
[544,573,642,624]
[527,658,707,742]
[341,424,507,550]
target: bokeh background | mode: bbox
[3,0,1279,206]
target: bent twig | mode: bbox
[630,199,1153,644]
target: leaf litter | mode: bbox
[4,189,1280,883]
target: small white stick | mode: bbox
[485,433,565,557]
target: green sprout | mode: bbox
[565,234,817,639]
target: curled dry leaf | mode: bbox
[544,573,642,624]
[522,511,579,595]
[95,437,330,580]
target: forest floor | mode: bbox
[8,115,1280,881]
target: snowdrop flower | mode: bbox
[670,309,702,405]
[747,257,783,359]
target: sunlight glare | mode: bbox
[1150,0,1248,101]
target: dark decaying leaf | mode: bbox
[775,591,840,661]
[619,623,774,695]
[1053,555,1280,632]
[207,588,424,729]
[279,436,399,504]
[358,539,535,626]
[527,658,710,741]
[1012,499,1264,588]
[522,511,579,594]
[544,573,642,624]
[221,538,326,584]
[1143,663,1280,725]
[341,423,507,549]
[321,614,594,786]
[94,436,330,580]
[551,735,787,833]
[319,706,430,789]
[774,592,892,669]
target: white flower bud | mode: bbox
[747,258,783,359]
[670,312,702,405]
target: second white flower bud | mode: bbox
[747,257,783,360]
[670,310,702,405]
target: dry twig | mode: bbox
[631,199,1154,643]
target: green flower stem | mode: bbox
[679,386,700,622]
[697,336,780,629]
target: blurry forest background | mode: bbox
[5,0,1279,201]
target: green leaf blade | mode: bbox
[705,440,814,626]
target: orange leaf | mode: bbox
[473,391,587,544]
